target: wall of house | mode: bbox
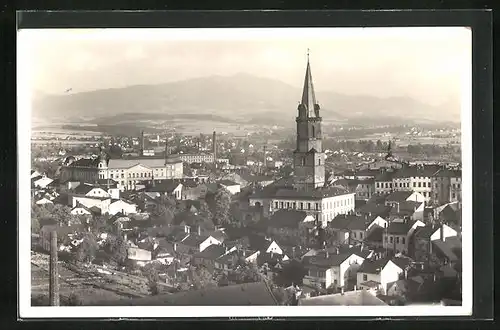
[367,216,388,232]
[71,208,91,215]
[127,247,152,261]
[72,196,111,214]
[383,234,408,254]
[430,224,458,242]
[60,166,99,184]
[266,241,283,255]
[375,180,393,195]
[409,177,432,202]
[392,178,411,192]
[380,260,404,295]
[222,185,241,195]
[109,200,137,216]
[86,188,110,199]
[356,272,382,291]
[199,237,221,252]
[339,254,365,288]
[350,230,366,244]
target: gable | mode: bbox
[87,187,110,198]
[128,163,154,172]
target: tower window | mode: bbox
[301,157,306,166]
[311,125,315,138]
[318,158,321,165]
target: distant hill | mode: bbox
[31,73,460,126]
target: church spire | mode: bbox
[300,49,320,118]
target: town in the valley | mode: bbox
[30,56,463,307]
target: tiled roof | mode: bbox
[414,225,435,240]
[94,281,278,306]
[217,180,239,187]
[181,234,211,248]
[69,158,100,168]
[269,209,309,229]
[108,158,178,170]
[432,239,460,262]
[375,171,396,182]
[73,184,95,195]
[385,191,413,203]
[357,203,391,218]
[327,215,352,230]
[146,180,181,193]
[194,244,227,260]
[390,256,413,270]
[386,221,412,235]
[365,226,384,242]
[357,258,389,274]
[432,168,461,178]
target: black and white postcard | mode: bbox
[18,26,472,318]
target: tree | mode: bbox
[31,217,40,234]
[76,232,99,264]
[143,264,160,296]
[189,265,218,290]
[67,293,83,306]
[212,187,232,226]
[106,235,128,266]
[51,204,80,226]
[198,200,213,223]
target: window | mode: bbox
[318,159,321,165]
[308,203,311,210]
[315,203,319,210]
[287,202,290,208]
[300,202,304,210]
[390,236,393,243]
[360,232,364,239]
[363,274,368,281]
[293,202,296,209]
[452,193,456,199]
[384,236,388,243]
[311,125,316,138]
[110,174,114,179]
[402,237,406,244]
[396,237,400,244]
[457,183,461,189]
[413,182,416,188]
[376,182,380,188]
[418,182,421,188]
[121,173,124,179]
[452,184,456,189]
[280,202,284,208]
[275,202,279,209]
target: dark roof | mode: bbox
[269,209,309,229]
[390,256,413,270]
[94,281,278,306]
[69,158,100,168]
[432,240,460,262]
[393,165,442,179]
[375,171,396,182]
[274,186,351,200]
[306,251,360,268]
[146,180,181,193]
[357,258,389,274]
[390,201,422,216]
[432,168,461,178]
[357,203,391,218]
[327,215,353,230]
[73,184,95,195]
[345,215,373,231]
[385,191,413,203]
[181,234,211,248]
[414,225,435,240]
[194,244,226,260]
[386,221,412,235]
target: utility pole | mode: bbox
[49,231,60,306]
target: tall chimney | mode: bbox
[164,133,169,165]
[140,131,145,156]
[49,231,59,306]
[263,145,267,170]
[212,131,217,165]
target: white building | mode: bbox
[108,199,138,216]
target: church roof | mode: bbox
[301,54,320,118]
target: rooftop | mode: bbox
[269,209,310,229]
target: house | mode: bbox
[384,190,425,205]
[247,235,284,256]
[388,200,425,222]
[374,170,396,195]
[386,278,422,301]
[108,199,138,216]
[31,170,42,179]
[431,236,461,267]
[383,219,425,254]
[193,244,229,270]
[182,182,218,200]
[35,197,54,205]
[217,180,241,195]
[179,233,222,253]
[73,184,111,199]
[127,246,152,267]
[411,223,458,261]
[70,204,92,216]
[39,224,86,252]
[302,249,365,290]
[298,289,387,306]
[356,256,412,295]
[34,175,54,189]
[145,180,183,200]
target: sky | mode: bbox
[19,27,471,106]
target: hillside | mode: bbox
[31,73,460,126]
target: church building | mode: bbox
[249,53,355,227]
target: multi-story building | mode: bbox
[179,153,215,164]
[61,146,183,191]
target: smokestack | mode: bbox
[141,131,145,156]
[440,225,444,241]
[263,145,267,170]
[49,231,59,306]
[174,243,177,252]
[212,131,217,165]
[198,226,201,236]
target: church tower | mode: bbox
[293,51,325,191]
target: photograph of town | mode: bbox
[22,27,469,313]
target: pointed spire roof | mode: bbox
[300,50,320,117]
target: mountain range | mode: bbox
[31,73,460,127]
